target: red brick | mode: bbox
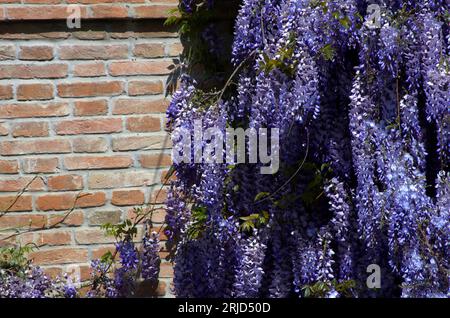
[160,262,173,278]
[19,45,54,60]
[73,30,107,40]
[0,176,45,192]
[57,81,124,97]
[139,154,172,168]
[29,248,88,265]
[109,60,172,76]
[74,99,108,116]
[64,155,133,170]
[128,80,163,96]
[7,6,88,20]
[11,121,49,137]
[75,192,106,209]
[150,188,168,204]
[34,230,72,246]
[126,116,160,132]
[59,44,128,60]
[127,207,166,224]
[91,245,116,259]
[88,171,159,189]
[0,139,71,156]
[0,122,8,135]
[0,214,46,229]
[133,5,177,19]
[72,137,108,153]
[0,45,15,60]
[47,175,83,191]
[160,169,177,183]
[90,5,128,19]
[0,195,33,212]
[41,267,63,279]
[48,211,84,227]
[112,135,171,151]
[36,193,77,211]
[0,64,68,79]
[55,118,122,135]
[0,102,69,119]
[73,62,106,77]
[17,83,53,100]
[112,189,145,206]
[113,98,168,114]
[23,0,62,4]
[22,157,59,173]
[168,42,183,56]
[0,84,13,100]
[0,159,18,174]
[133,43,164,58]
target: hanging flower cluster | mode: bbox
[166,0,449,298]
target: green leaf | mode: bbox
[254,192,270,202]
[320,44,335,61]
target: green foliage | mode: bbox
[101,219,137,241]
[320,44,336,61]
[0,244,35,273]
[302,279,356,298]
[301,163,332,207]
[187,205,208,240]
[239,211,270,233]
[258,33,298,77]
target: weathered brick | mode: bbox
[55,118,122,135]
[0,84,13,100]
[0,139,71,156]
[112,189,145,206]
[0,102,69,119]
[19,45,54,60]
[109,60,172,76]
[112,135,171,151]
[0,195,33,212]
[47,175,83,191]
[29,248,88,265]
[0,214,46,229]
[0,159,18,174]
[160,262,174,278]
[22,157,59,173]
[160,169,177,183]
[88,210,122,226]
[113,98,168,114]
[75,228,115,244]
[0,64,68,79]
[72,136,108,153]
[74,99,108,116]
[127,207,166,224]
[0,45,15,60]
[11,122,49,137]
[64,155,133,170]
[73,62,106,77]
[139,154,172,168]
[57,81,124,97]
[59,44,128,60]
[91,245,115,259]
[128,80,163,96]
[126,116,161,132]
[88,171,159,189]
[0,176,45,192]
[133,43,165,58]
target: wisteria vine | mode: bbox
[166,0,449,298]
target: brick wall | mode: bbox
[0,2,179,297]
